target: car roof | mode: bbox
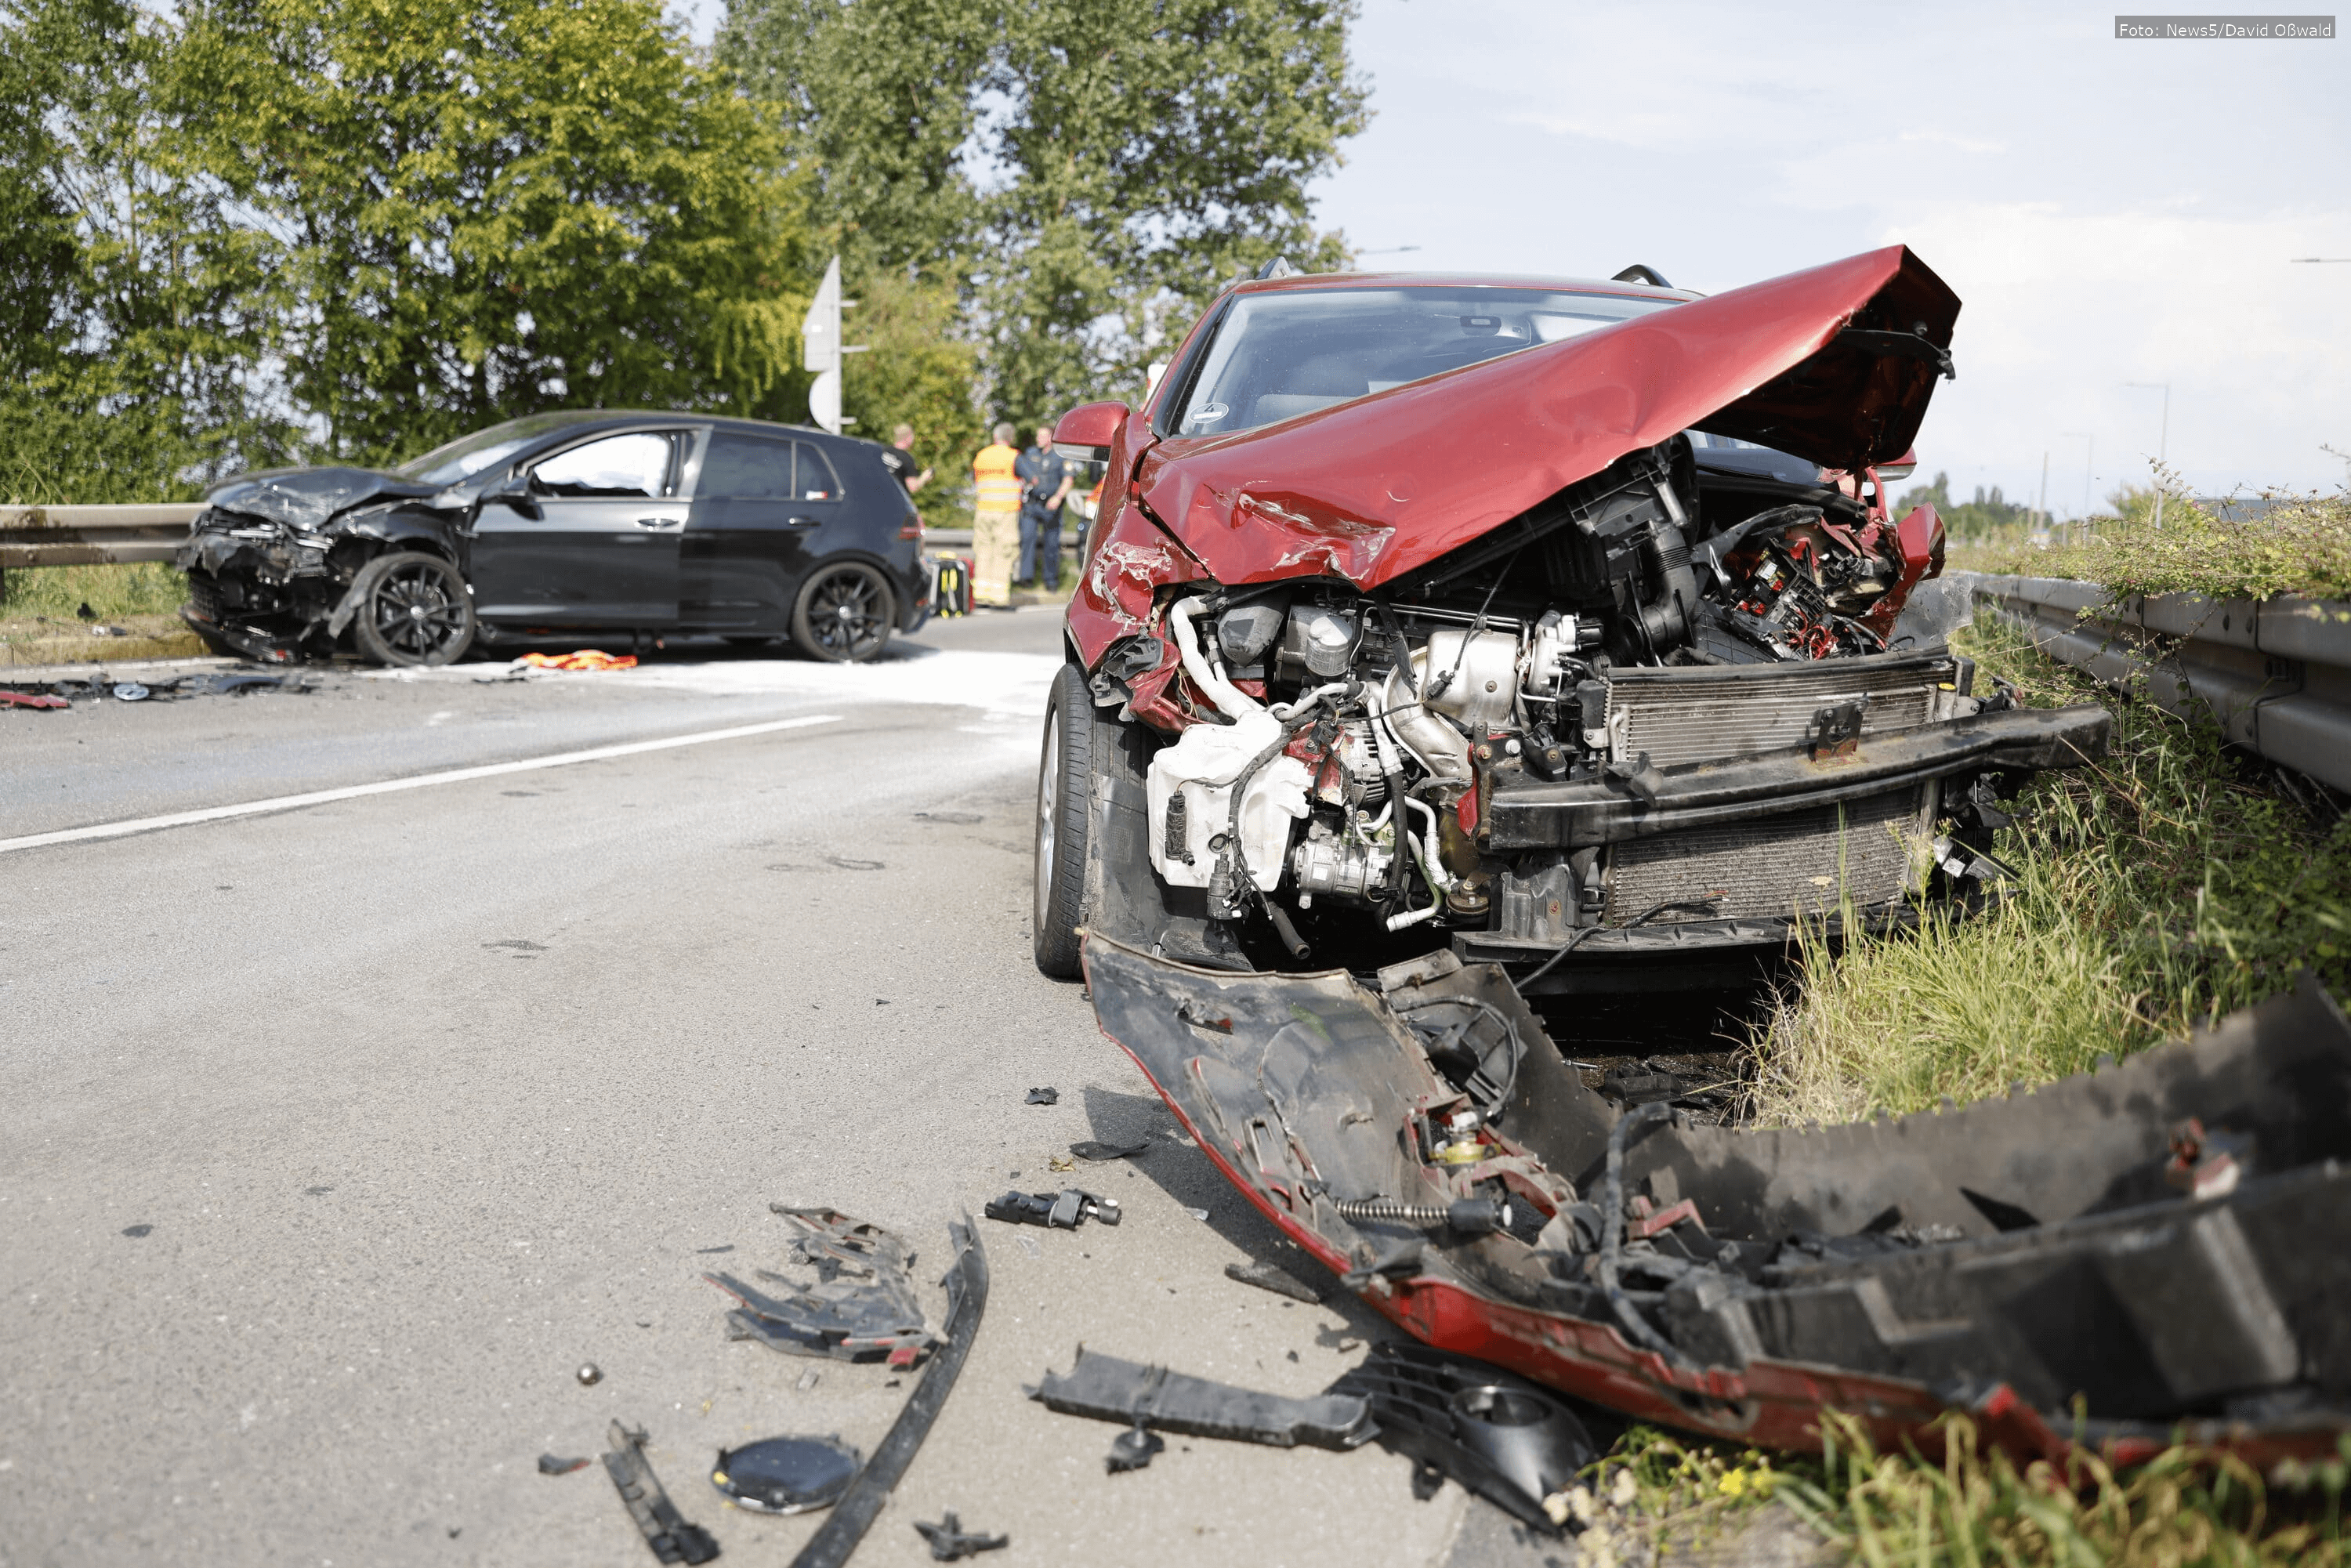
[521,409,883,451]
[1223,270,1704,304]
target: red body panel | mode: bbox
[1105,246,1954,604]
[1086,963,2342,1470]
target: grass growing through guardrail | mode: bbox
[2,562,189,620]
[1749,607,2351,1126]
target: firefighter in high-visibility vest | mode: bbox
[969,423,1023,608]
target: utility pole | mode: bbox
[2037,451,2051,541]
[2124,381,2171,529]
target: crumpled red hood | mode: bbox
[1132,244,1958,589]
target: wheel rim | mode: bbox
[807,568,887,658]
[1034,708,1060,932]
[370,562,468,658]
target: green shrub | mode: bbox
[1752,608,2351,1125]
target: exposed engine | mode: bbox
[1132,437,1982,956]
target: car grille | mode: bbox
[1605,787,1929,922]
[1604,654,1954,768]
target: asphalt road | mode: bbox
[0,612,1570,1568]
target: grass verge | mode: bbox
[1749,607,2350,1125]
[2,561,190,620]
[1951,485,2351,603]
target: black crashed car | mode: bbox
[178,411,932,666]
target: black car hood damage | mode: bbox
[201,466,447,531]
[1081,934,2351,1465]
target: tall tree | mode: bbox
[174,0,817,464]
[977,0,1366,424]
[719,0,1366,434]
[0,0,283,500]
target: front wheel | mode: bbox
[791,562,894,663]
[1034,663,1099,979]
[350,551,475,667]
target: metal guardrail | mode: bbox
[0,504,202,569]
[1958,570,2351,794]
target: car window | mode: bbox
[1172,286,1682,437]
[700,432,797,499]
[793,442,845,502]
[531,433,674,498]
[394,412,588,483]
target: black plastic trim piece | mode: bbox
[787,1219,989,1568]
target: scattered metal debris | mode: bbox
[576,1363,603,1387]
[1025,1087,1059,1106]
[539,1453,591,1476]
[1069,1139,1150,1161]
[1029,1348,1375,1450]
[1084,939,2351,1465]
[1224,1259,1324,1304]
[1333,1344,1595,1534]
[983,1189,1121,1229]
[704,1207,936,1368]
[708,1436,861,1515]
[911,1512,1008,1561]
[1105,1421,1165,1474]
[602,1421,719,1565]
[786,1219,987,1568]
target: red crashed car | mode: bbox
[1032,248,2107,991]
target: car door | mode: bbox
[681,434,846,632]
[470,429,690,625]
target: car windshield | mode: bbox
[1169,286,1682,437]
[394,415,591,485]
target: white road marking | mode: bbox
[0,714,843,856]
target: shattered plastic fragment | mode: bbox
[538,1453,591,1476]
[785,1221,988,1568]
[1333,1344,1596,1535]
[601,1421,719,1565]
[1070,1139,1150,1161]
[1028,1347,1375,1450]
[703,1207,937,1366]
[1025,1087,1059,1106]
[912,1512,1008,1561]
[1224,1259,1323,1304]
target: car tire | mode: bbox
[791,563,894,663]
[1034,662,1097,979]
[350,551,475,667]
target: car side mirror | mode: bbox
[1053,401,1129,465]
[485,471,542,520]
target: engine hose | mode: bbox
[1637,518,1698,651]
[1332,1197,1511,1235]
[1223,712,1318,957]
[1596,1101,1686,1365]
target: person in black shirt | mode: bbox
[879,424,933,494]
[1012,425,1071,589]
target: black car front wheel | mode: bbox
[791,563,894,663]
[350,551,475,667]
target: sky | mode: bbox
[1307,0,2351,511]
[676,0,2350,510]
